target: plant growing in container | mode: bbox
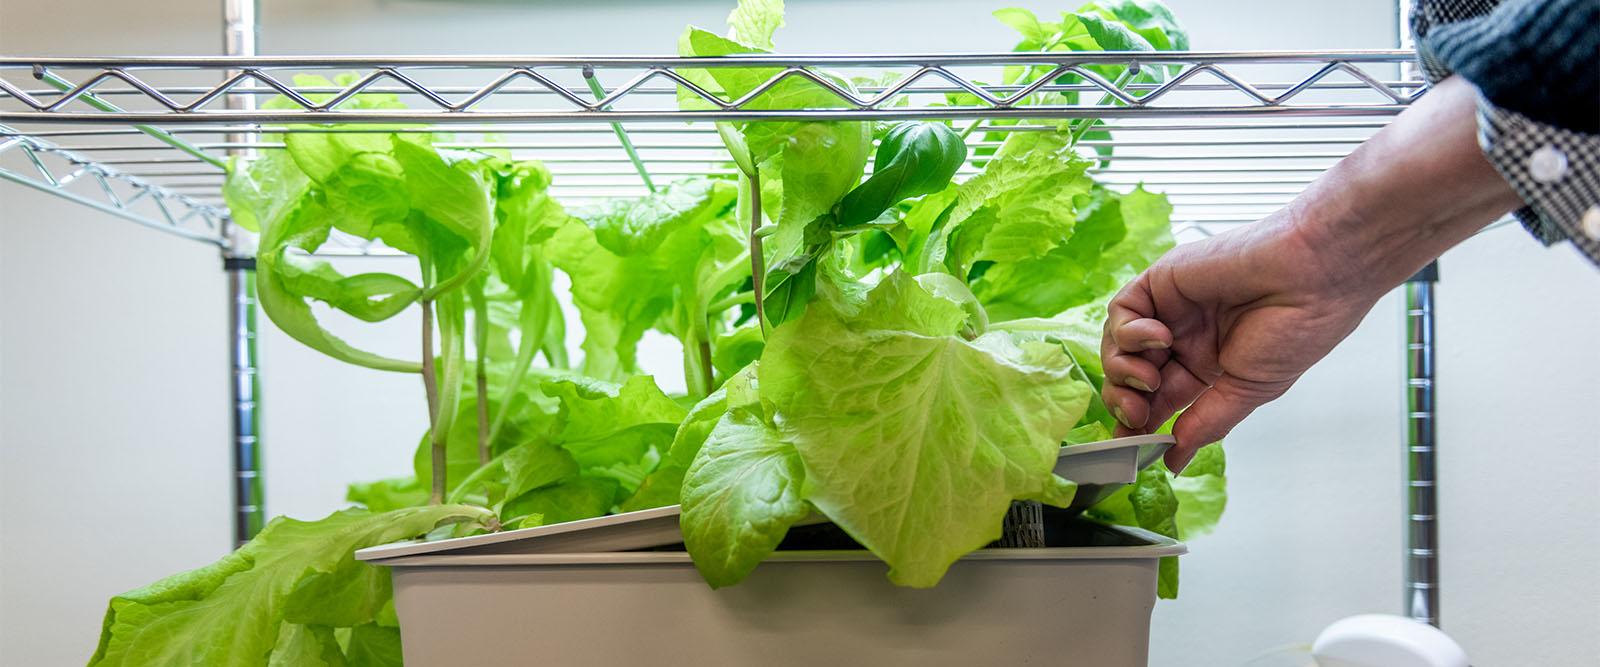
[88,1,1226,664]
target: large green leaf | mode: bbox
[578,178,740,257]
[90,506,493,667]
[619,378,737,512]
[757,274,1092,587]
[681,403,809,588]
[549,179,744,382]
[502,477,621,525]
[940,133,1094,279]
[343,624,403,667]
[267,624,344,667]
[972,184,1173,321]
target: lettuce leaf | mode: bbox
[680,365,810,587]
[90,506,493,667]
[757,273,1092,587]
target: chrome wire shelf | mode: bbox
[0,50,1420,254]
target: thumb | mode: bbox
[1166,375,1288,472]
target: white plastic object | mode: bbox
[1312,614,1469,667]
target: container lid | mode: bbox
[356,434,1174,563]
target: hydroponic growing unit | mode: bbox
[0,0,1446,638]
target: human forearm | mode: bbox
[1285,76,1523,301]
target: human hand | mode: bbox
[1100,75,1521,472]
[1099,217,1379,472]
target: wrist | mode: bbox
[1277,76,1521,297]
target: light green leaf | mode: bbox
[90,506,493,667]
[727,0,785,49]
[759,276,1092,587]
[578,178,739,257]
[502,440,581,500]
[345,477,428,513]
[1171,444,1227,539]
[502,477,621,525]
[682,406,809,588]
[853,271,972,336]
[414,380,558,497]
[549,179,744,381]
[943,133,1094,277]
[620,378,737,512]
[268,624,345,667]
[1073,10,1158,52]
[993,7,1047,42]
[712,325,766,383]
[546,375,687,444]
[1019,474,1080,508]
[972,184,1173,321]
[344,624,403,667]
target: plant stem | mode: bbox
[1068,69,1136,145]
[446,453,509,505]
[958,119,985,142]
[748,168,767,336]
[475,362,489,465]
[707,290,755,315]
[698,337,715,393]
[421,299,445,505]
[469,283,491,466]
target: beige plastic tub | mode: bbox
[362,519,1183,666]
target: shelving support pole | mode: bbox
[1403,262,1439,627]
[1395,0,1439,628]
[223,0,263,548]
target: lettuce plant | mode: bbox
[90,1,1225,664]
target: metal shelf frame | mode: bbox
[0,0,1442,629]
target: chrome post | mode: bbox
[223,0,262,548]
[1404,263,1439,626]
[1396,0,1439,627]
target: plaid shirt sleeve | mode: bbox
[1413,0,1600,264]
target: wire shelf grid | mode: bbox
[0,50,1419,254]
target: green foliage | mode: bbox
[89,506,493,667]
[758,274,1092,586]
[106,3,1227,663]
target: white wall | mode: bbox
[3,1,1597,665]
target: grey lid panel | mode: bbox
[356,434,1176,563]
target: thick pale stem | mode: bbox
[421,299,445,505]
[469,284,491,466]
[475,364,489,465]
[698,338,714,392]
[748,168,767,336]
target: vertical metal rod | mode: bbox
[224,0,262,548]
[1404,262,1439,626]
[228,262,264,546]
[1396,0,1439,627]
[582,67,657,193]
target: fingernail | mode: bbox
[1125,376,1153,392]
[1113,406,1131,427]
[1169,452,1193,476]
[1141,339,1169,350]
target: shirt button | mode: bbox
[1583,205,1600,241]
[1528,145,1568,184]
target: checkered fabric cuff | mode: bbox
[1476,98,1600,264]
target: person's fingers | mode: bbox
[1102,382,1152,433]
[1164,375,1287,471]
[1101,275,1164,433]
[1143,359,1213,433]
[1110,317,1173,353]
[1103,353,1162,394]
